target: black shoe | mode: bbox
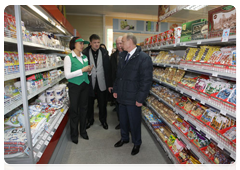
[72,140,78,144]
[131,145,140,155]
[114,139,129,147]
[80,134,89,140]
[115,124,120,130]
[86,121,94,129]
[102,122,108,130]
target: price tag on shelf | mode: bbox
[206,133,210,139]
[199,158,204,164]
[42,133,48,140]
[220,110,227,115]
[184,67,187,70]
[54,124,59,129]
[33,151,37,158]
[44,141,49,146]
[37,152,43,158]
[221,28,230,42]
[212,72,218,77]
[36,144,41,150]
[200,101,205,105]
[181,42,186,46]
[50,131,54,136]
[196,126,200,131]
[61,108,64,113]
[171,65,173,68]
[39,140,44,145]
[192,96,196,100]
[218,143,224,150]
[187,145,190,149]
[47,136,51,141]
[197,41,202,44]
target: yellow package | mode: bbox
[185,48,199,61]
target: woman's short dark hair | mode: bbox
[100,43,107,50]
[89,34,100,42]
[69,36,80,50]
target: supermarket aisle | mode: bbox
[60,102,172,164]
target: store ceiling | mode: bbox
[65,5,221,22]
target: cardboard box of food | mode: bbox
[191,20,208,40]
[208,5,236,38]
[180,19,207,42]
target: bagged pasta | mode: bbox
[195,78,208,91]
[172,69,185,86]
[227,88,236,104]
[191,103,207,117]
[232,50,236,65]
[167,135,176,147]
[172,139,185,154]
[200,109,217,124]
[216,88,232,100]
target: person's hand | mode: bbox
[136,101,142,107]
[82,65,93,72]
[113,93,117,99]
[108,87,113,93]
[88,65,94,74]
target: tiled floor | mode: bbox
[60,102,172,164]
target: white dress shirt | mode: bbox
[64,50,84,80]
[125,47,137,61]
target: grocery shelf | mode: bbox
[4,37,64,52]
[33,105,68,163]
[153,63,236,81]
[149,90,175,111]
[146,103,210,164]
[152,77,178,91]
[174,106,236,160]
[152,77,236,119]
[176,84,236,119]
[143,35,236,51]
[4,76,65,115]
[4,64,64,81]
[142,116,179,164]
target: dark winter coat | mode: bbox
[113,46,153,105]
[109,50,120,87]
[82,46,110,97]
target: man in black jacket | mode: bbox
[82,34,111,130]
[113,33,153,155]
[109,36,123,130]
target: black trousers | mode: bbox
[119,104,142,146]
[87,79,107,124]
[68,82,89,142]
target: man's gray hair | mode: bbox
[124,33,137,45]
[116,36,123,43]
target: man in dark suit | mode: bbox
[109,36,123,130]
[83,34,111,130]
[113,33,153,155]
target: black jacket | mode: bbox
[82,46,110,97]
[113,46,153,105]
[109,50,120,87]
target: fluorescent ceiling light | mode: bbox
[56,25,66,34]
[184,5,207,11]
[28,5,66,34]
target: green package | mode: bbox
[181,19,207,42]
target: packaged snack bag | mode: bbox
[172,139,185,154]
[200,109,217,123]
[227,88,236,104]
[216,88,232,100]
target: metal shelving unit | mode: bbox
[4,5,72,164]
[142,116,179,164]
[146,103,210,164]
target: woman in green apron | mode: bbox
[64,37,93,144]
